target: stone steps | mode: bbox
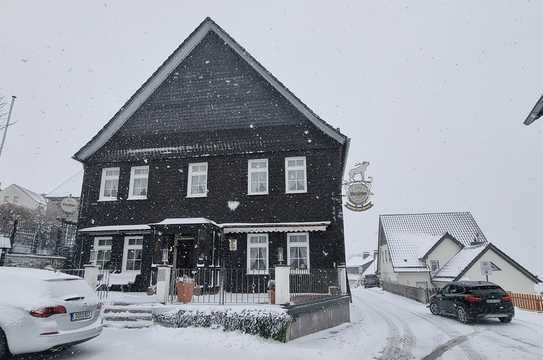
[102,305,155,329]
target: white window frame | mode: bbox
[93,237,112,270]
[187,162,208,198]
[287,232,310,271]
[247,159,268,195]
[122,236,144,273]
[99,167,120,201]
[246,233,269,274]
[285,156,307,194]
[430,259,440,273]
[128,165,149,200]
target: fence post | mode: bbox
[83,264,98,290]
[338,265,347,295]
[156,265,172,304]
[275,265,290,305]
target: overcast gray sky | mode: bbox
[1,1,542,274]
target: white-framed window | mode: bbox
[187,162,208,198]
[128,165,149,200]
[99,167,120,201]
[287,233,310,270]
[285,156,307,193]
[248,159,268,195]
[122,236,143,273]
[247,233,269,274]
[430,260,440,273]
[93,237,112,270]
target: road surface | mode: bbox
[14,287,543,360]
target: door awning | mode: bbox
[222,221,330,234]
[149,217,221,227]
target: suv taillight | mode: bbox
[30,305,67,318]
[502,295,512,302]
[464,295,481,303]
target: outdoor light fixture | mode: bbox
[161,248,169,265]
[277,247,284,264]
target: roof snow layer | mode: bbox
[380,212,487,270]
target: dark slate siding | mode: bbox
[90,31,340,162]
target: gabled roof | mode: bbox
[433,243,540,284]
[524,93,543,126]
[4,184,47,206]
[346,253,374,268]
[418,232,463,260]
[380,212,487,270]
[73,17,347,162]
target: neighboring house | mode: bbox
[524,93,543,125]
[73,17,349,291]
[346,251,376,279]
[0,184,47,213]
[378,212,541,294]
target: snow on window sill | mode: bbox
[187,193,207,198]
[285,190,307,194]
[98,197,118,202]
[247,192,269,196]
[127,196,147,201]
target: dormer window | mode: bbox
[99,167,120,201]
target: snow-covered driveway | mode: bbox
[14,288,543,360]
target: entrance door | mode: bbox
[176,238,195,269]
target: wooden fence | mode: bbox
[510,292,543,312]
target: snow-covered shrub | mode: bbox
[154,308,291,342]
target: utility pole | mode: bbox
[0,96,17,160]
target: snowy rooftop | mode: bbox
[151,218,220,227]
[346,254,374,268]
[79,224,152,233]
[432,243,488,281]
[380,212,487,270]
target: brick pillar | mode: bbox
[338,265,347,295]
[156,265,172,304]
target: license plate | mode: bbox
[486,299,500,304]
[70,311,92,321]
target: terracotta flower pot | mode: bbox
[176,281,194,303]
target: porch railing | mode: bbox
[169,268,273,305]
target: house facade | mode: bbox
[377,212,541,294]
[73,18,349,291]
[0,184,47,213]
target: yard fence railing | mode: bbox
[381,281,439,304]
[510,292,543,312]
[170,267,272,305]
[289,268,344,304]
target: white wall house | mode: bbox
[377,212,541,294]
[0,184,47,212]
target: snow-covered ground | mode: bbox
[14,288,543,360]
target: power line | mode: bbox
[47,169,83,196]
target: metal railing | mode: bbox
[169,268,273,305]
[289,268,343,304]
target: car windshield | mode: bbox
[466,285,506,296]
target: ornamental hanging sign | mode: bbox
[344,161,374,212]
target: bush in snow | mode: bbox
[154,308,291,342]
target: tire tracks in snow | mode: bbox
[357,291,415,360]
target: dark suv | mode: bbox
[429,281,514,323]
[363,274,380,288]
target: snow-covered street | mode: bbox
[14,288,543,360]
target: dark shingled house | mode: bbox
[73,18,350,291]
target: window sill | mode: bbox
[98,198,118,202]
[186,194,207,198]
[246,271,269,275]
[285,190,307,194]
[247,192,269,196]
[127,196,147,201]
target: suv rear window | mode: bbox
[46,279,95,299]
[466,285,505,295]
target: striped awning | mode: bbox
[222,221,330,234]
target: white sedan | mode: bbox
[0,267,102,359]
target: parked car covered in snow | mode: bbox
[0,267,103,359]
[429,281,514,323]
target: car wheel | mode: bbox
[499,316,512,323]
[429,302,440,315]
[456,306,471,324]
[0,328,10,360]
